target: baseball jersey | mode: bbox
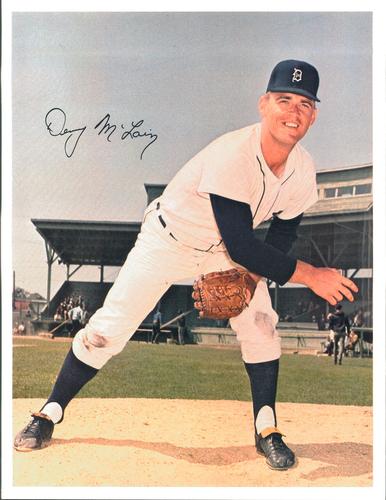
[157,122,318,250]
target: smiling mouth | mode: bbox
[284,122,299,129]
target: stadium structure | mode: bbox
[23,163,372,352]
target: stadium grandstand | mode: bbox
[23,163,372,354]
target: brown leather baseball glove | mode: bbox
[192,268,257,320]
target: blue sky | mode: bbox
[11,11,372,296]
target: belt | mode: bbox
[155,202,221,253]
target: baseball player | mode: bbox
[14,59,358,471]
[328,304,351,365]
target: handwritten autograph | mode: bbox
[45,108,86,158]
[44,108,158,160]
[94,114,158,160]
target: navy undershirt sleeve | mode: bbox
[264,212,303,254]
[210,193,300,285]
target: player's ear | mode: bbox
[309,106,318,126]
[258,93,269,117]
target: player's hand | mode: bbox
[289,261,358,305]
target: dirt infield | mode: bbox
[13,398,372,487]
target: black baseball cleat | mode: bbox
[255,428,296,470]
[14,412,54,452]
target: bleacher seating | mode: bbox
[44,281,113,318]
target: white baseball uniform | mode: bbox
[72,122,317,369]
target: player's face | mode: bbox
[259,92,317,147]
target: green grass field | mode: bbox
[12,337,373,406]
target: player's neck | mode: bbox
[260,131,295,178]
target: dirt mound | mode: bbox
[13,398,372,487]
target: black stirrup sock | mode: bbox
[42,347,99,422]
[244,358,279,434]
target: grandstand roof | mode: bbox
[304,194,372,219]
[31,219,141,267]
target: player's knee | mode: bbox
[76,328,126,357]
[82,329,109,350]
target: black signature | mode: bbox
[45,108,86,158]
[94,113,158,160]
[45,108,158,160]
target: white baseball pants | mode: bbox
[72,205,281,369]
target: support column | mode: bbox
[47,260,52,308]
[306,236,330,318]
[44,241,58,310]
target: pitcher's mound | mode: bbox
[13,398,372,487]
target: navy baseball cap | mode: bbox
[267,59,320,102]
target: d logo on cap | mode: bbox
[292,68,302,83]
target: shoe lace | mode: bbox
[269,433,287,451]
[24,416,44,437]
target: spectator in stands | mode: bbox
[54,305,64,322]
[67,298,74,312]
[346,308,364,356]
[78,295,85,309]
[18,322,26,336]
[61,300,69,320]
[328,304,351,365]
[346,330,359,355]
[151,308,162,344]
[68,302,84,338]
[81,304,90,327]
[13,322,19,335]
[323,329,334,356]
[353,309,364,328]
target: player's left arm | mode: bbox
[210,193,358,305]
[264,213,304,255]
[209,193,297,285]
